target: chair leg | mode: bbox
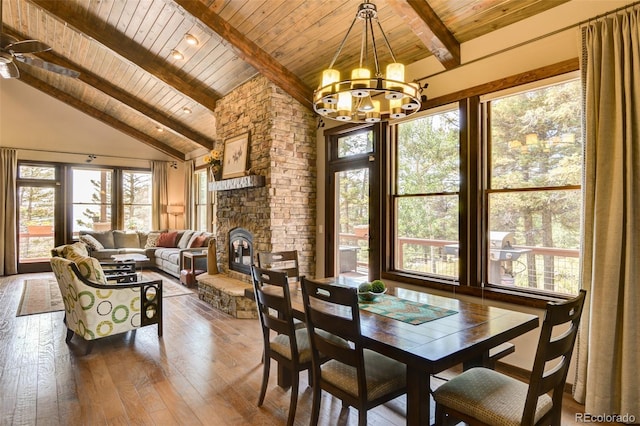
[65,328,74,343]
[257,355,270,406]
[358,409,367,426]
[287,372,299,426]
[311,381,321,426]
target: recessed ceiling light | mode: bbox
[185,34,199,46]
[171,50,184,60]
[182,107,192,114]
[156,127,164,132]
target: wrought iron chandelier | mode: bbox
[313,1,424,123]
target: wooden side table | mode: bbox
[180,251,207,287]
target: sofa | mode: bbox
[79,229,212,278]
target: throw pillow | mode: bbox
[145,231,161,248]
[186,231,203,248]
[190,235,207,248]
[157,231,178,248]
[62,242,89,258]
[64,250,107,284]
[80,234,104,251]
[177,230,194,249]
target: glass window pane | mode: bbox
[123,172,151,204]
[488,189,581,295]
[124,206,152,231]
[490,80,582,189]
[18,186,55,261]
[395,195,459,279]
[18,165,55,180]
[337,130,373,158]
[72,168,113,235]
[397,109,459,195]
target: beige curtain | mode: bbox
[184,160,194,229]
[575,7,639,420]
[151,161,168,230]
[0,148,18,276]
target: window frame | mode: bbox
[379,62,581,307]
[67,164,152,240]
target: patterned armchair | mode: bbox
[50,245,162,354]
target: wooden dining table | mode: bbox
[247,277,539,426]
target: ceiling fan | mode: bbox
[0,2,79,79]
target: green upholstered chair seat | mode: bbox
[433,367,552,426]
[321,349,406,401]
[271,328,313,363]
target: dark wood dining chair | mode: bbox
[250,265,311,426]
[257,250,300,283]
[433,289,587,426]
[300,276,408,426]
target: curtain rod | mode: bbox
[414,1,640,84]
[17,147,177,163]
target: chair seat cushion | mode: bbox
[321,349,406,401]
[433,367,553,426]
[271,328,312,363]
[271,328,347,364]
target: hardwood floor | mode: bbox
[0,272,595,425]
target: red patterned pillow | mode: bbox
[189,235,207,248]
[157,231,178,248]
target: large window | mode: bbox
[394,106,460,280]
[71,167,152,236]
[486,79,582,295]
[194,169,209,231]
[387,75,582,298]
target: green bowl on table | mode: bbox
[358,288,387,302]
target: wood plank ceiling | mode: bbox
[0,0,569,160]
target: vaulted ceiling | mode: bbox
[1,0,570,160]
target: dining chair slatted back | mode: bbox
[250,265,310,426]
[434,289,587,426]
[523,288,587,424]
[257,250,300,283]
[301,277,407,426]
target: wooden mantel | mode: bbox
[208,175,265,192]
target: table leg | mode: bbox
[406,367,430,426]
[277,363,292,388]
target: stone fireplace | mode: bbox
[211,75,317,283]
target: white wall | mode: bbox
[0,79,188,222]
[315,0,635,377]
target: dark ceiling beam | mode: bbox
[3,27,214,151]
[30,0,219,112]
[387,0,460,69]
[17,71,186,160]
[173,0,313,110]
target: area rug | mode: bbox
[16,271,194,317]
[359,294,457,325]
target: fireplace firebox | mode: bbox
[229,228,253,275]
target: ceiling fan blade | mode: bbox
[0,61,20,78]
[14,55,80,78]
[6,39,52,54]
[1,33,19,49]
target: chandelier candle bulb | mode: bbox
[365,100,381,122]
[385,63,405,92]
[321,68,340,100]
[336,91,353,121]
[351,68,371,96]
[389,98,406,119]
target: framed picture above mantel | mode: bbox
[222,132,249,179]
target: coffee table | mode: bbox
[110,254,150,280]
